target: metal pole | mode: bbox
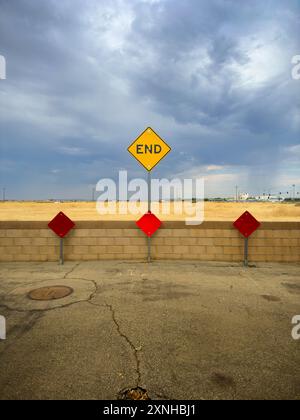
[244,237,249,267]
[148,171,151,212]
[60,238,64,265]
[147,171,151,263]
[2,188,5,201]
[147,236,151,263]
[293,185,296,201]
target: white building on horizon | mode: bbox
[255,194,284,202]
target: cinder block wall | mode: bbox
[0,221,299,263]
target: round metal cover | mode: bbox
[28,286,73,301]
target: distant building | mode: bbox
[255,195,284,202]
[240,193,250,201]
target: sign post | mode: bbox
[233,211,261,267]
[147,171,152,262]
[244,237,249,267]
[128,127,171,262]
[48,212,75,265]
[60,238,64,265]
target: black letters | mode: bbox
[136,144,162,154]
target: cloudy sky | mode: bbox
[0,0,299,200]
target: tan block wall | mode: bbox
[0,221,299,263]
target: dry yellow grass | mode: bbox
[0,201,299,221]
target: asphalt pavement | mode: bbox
[0,261,299,400]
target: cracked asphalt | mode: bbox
[0,261,299,400]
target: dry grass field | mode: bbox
[0,201,299,221]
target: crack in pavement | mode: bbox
[0,263,82,300]
[63,263,81,279]
[0,272,143,389]
[88,299,142,388]
[66,276,144,388]
[104,302,142,388]
[86,280,100,303]
[82,274,143,388]
[0,278,99,357]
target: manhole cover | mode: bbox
[118,387,150,400]
[28,286,73,301]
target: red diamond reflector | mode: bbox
[233,211,261,238]
[136,212,162,237]
[48,212,75,238]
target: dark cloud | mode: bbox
[0,0,299,199]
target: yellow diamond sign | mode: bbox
[128,127,171,171]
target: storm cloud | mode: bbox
[0,0,299,199]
